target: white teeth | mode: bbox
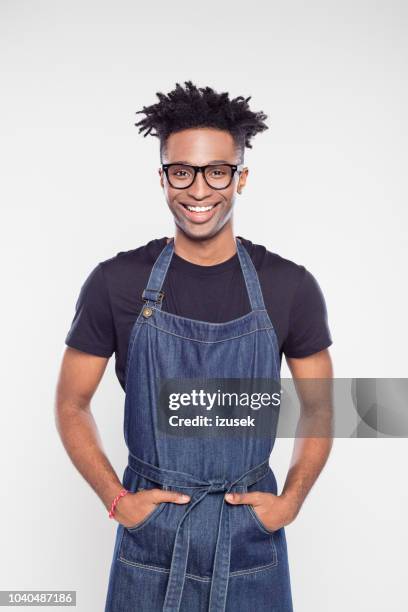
[186,205,214,212]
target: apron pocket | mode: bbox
[245,503,276,535]
[229,503,278,574]
[229,473,278,574]
[118,472,187,570]
[126,501,166,532]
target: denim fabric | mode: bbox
[104,237,294,612]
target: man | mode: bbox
[55,80,333,612]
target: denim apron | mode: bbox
[104,237,293,612]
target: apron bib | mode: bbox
[104,237,294,612]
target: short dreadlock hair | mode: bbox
[134,80,269,162]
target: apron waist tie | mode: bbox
[127,452,271,612]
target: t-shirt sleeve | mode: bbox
[65,263,115,358]
[283,266,333,358]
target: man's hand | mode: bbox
[224,491,299,532]
[114,489,191,529]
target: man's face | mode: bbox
[158,128,248,240]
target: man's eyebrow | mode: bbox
[169,159,232,165]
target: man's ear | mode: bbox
[237,167,249,193]
[158,167,164,188]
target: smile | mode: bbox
[181,203,219,213]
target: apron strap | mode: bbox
[142,238,175,309]
[236,238,267,311]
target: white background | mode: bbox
[1,1,407,610]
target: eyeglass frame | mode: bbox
[161,162,244,190]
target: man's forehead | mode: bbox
[162,129,241,164]
[168,159,233,165]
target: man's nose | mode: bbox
[187,169,212,198]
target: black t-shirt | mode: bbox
[65,235,333,391]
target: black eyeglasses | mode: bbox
[161,163,244,190]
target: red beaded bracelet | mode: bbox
[108,488,129,518]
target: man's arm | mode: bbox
[225,347,334,529]
[54,347,191,526]
[54,347,124,511]
[280,347,334,518]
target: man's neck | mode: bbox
[167,227,238,266]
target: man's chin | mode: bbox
[174,220,218,240]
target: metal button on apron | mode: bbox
[142,306,153,318]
